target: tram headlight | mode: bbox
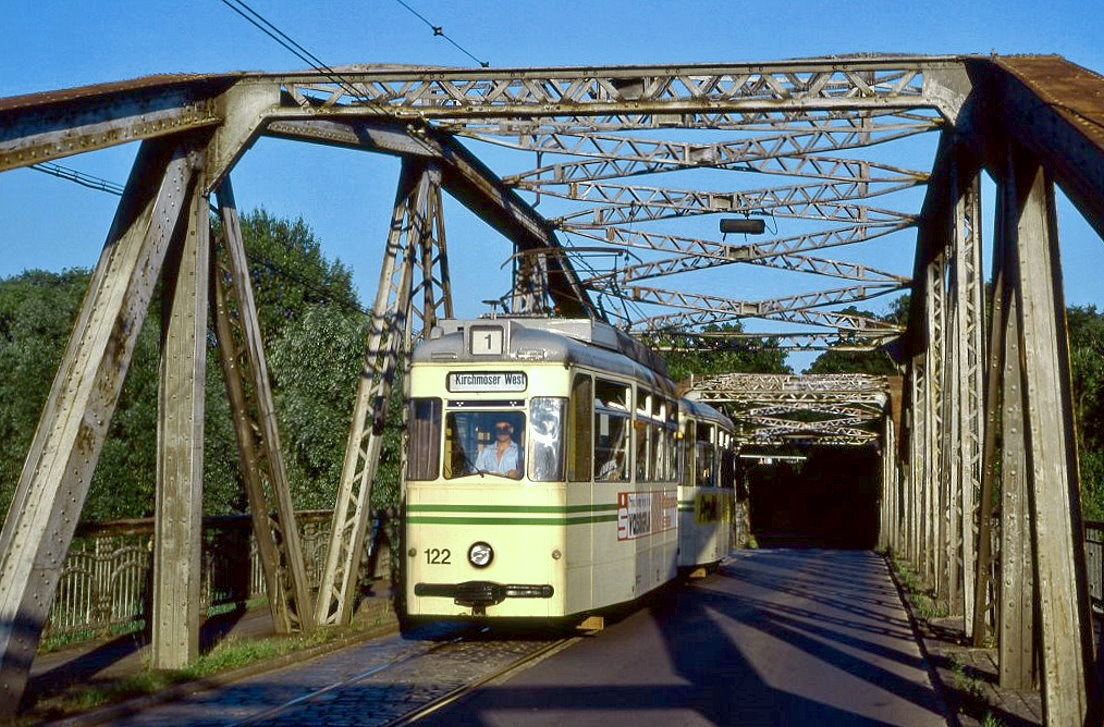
[468,541,494,568]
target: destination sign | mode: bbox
[447,371,528,392]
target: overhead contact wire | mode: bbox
[392,0,489,67]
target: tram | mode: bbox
[677,398,737,575]
[401,316,735,626]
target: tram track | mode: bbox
[223,627,580,726]
[378,635,581,726]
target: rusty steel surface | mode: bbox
[994,55,1104,155]
[0,73,242,112]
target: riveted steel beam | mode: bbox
[262,117,596,319]
[508,150,927,189]
[1005,151,1093,725]
[984,56,1104,237]
[646,330,899,352]
[0,75,238,172]
[475,113,937,159]
[271,57,969,119]
[316,159,452,626]
[0,137,205,715]
[211,180,315,635]
[452,108,944,137]
[567,220,911,263]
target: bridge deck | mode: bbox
[24,549,1052,725]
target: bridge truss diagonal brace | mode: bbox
[261,118,596,320]
[1002,151,1095,725]
[0,137,206,715]
[316,159,451,626]
[211,178,316,635]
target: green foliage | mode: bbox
[0,269,92,516]
[0,210,369,521]
[1069,305,1104,521]
[202,210,365,514]
[656,323,791,384]
[803,347,899,375]
[804,304,902,375]
[267,304,366,511]
[233,209,359,345]
[86,311,160,519]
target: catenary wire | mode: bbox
[28,161,371,316]
[215,0,380,106]
[391,0,489,67]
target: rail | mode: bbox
[44,511,393,643]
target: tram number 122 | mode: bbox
[425,548,451,564]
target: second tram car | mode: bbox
[401,316,735,626]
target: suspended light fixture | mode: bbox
[719,218,766,235]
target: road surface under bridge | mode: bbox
[28,550,954,726]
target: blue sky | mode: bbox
[2,1,1102,370]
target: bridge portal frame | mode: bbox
[0,56,1099,724]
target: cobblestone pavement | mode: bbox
[73,624,568,726]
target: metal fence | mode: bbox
[44,511,391,641]
[45,512,1102,644]
[1087,519,1103,614]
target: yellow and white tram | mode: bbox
[677,398,737,575]
[401,316,735,625]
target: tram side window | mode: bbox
[680,420,695,486]
[662,398,678,481]
[696,423,715,486]
[635,390,651,481]
[720,442,736,489]
[594,379,630,481]
[407,398,441,480]
[529,397,566,481]
[568,374,593,482]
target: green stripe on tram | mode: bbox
[406,514,618,526]
[406,502,619,526]
[407,503,618,514]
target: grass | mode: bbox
[38,598,269,654]
[890,556,1014,727]
[22,621,375,725]
[890,559,948,620]
[949,658,985,700]
[981,710,1007,727]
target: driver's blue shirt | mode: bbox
[475,440,521,475]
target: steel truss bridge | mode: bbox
[1,54,1102,723]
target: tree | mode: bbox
[0,270,93,516]
[0,210,366,521]
[231,209,358,346]
[655,322,791,384]
[1067,305,1104,520]
[803,301,905,375]
[267,304,367,511]
[203,209,363,514]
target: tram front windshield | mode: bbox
[407,398,566,482]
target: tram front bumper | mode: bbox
[415,581,554,607]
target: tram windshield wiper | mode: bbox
[462,452,485,478]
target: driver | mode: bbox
[474,419,522,478]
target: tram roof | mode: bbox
[415,317,674,391]
[680,397,735,430]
